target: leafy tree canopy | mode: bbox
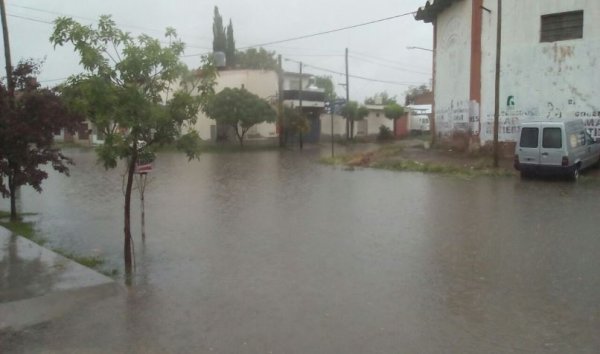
[404,84,431,105]
[364,91,397,105]
[206,87,276,146]
[212,6,226,53]
[235,48,278,70]
[52,15,216,273]
[383,103,405,120]
[314,76,335,101]
[0,60,82,220]
[341,101,369,121]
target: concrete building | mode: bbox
[416,0,600,151]
[191,69,280,142]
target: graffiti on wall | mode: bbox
[435,99,480,136]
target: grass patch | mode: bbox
[0,209,113,276]
[371,159,514,177]
[52,249,105,268]
[0,217,45,245]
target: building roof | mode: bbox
[415,0,463,23]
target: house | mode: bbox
[191,69,280,143]
[416,0,600,152]
[189,69,326,144]
[282,72,326,143]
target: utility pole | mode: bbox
[298,61,304,149]
[277,55,284,147]
[0,0,14,102]
[331,100,335,158]
[493,0,502,167]
[345,48,350,139]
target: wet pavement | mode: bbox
[1,146,600,353]
[0,226,118,331]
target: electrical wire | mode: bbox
[348,55,430,75]
[236,11,416,50]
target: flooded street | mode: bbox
[3,147,600,353]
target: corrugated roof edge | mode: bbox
[415,0,463,23]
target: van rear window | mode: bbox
[520,127,539,148]
[543,128,562,148]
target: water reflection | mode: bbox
[2,148,600,352]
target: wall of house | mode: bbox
[433,0,473,139]
[357,110,394,136]
[319,113,347,137]
[478,0,600,143]
[433,0,600,145]
[192,70,279,141]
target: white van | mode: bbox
[514,119,600,180]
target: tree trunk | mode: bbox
[124,150,137,275]
[140,174,146,241]
[393,118,397,137]
[299,133,303,149]
[8,171,16,221]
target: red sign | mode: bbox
[135,163,153,174]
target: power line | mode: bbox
[351,51,429,71]
[348,55,431,75]
[288,59,423,86]
[237,11,416,50]
[8,13,52,24]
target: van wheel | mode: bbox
[570,165,580,181]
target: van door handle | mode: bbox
[541,152,549,156]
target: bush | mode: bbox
[377,125,394,141]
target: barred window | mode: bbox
[541,11,583,42]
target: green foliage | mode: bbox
[364,91,397,105]
[383,103,404,120]
[235,48,278,70]
[314,76,335,101]
[212,7,226,52]
[341,101,369,121]
[206,88,276,146]
[283,106,310,135]
[404,84,431,105]
[0,60,82,220]
[377,125,394,141]
[53,16,216,167]
[226,20,235,67]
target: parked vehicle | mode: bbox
[409,114,430,134]
[514,119,600,180]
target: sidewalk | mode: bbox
[0,226,120,331]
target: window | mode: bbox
[520,127,539,148]
[542,128,562,148]
[541,10,583,42]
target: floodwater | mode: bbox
[2,146,600,353]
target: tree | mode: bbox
[236,48,278,70]
[314,76,335,101]
[212,6,226,53]
[206,87,276,147]
[225,20,235,67]
[0,60,82,221]
[404,84,431,105]
[341,101,368,139]
[384,103,405,137]
[52,16,216,274]
[364,91,397,105]
[283,106,310,149]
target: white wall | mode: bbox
[320,113,347,137]
[434,0,473,137]
[192,70,279,141]
[433,0,600,143]
[479,0,600,142]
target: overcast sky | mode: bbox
[2,0,433,102]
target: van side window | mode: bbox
[570,132,585,148]
[542,128,562,148]
[520,127,539,148]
